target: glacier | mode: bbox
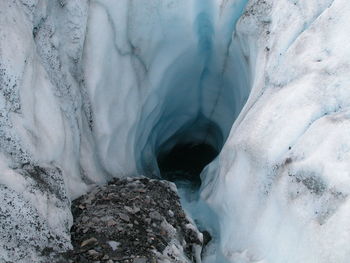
[0,0,350,262]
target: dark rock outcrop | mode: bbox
[58,177,203,263]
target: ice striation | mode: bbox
[0,0,350,262]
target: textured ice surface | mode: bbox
[1,0,350,262]
[0,0,100,261]
[83,0,250,176]
[201,0,350,262]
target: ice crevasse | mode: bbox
[0,0,350,262]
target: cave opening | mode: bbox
[154,115,223,189]
[135,40,250,182]
[131,7,251,260]
[157,142,218,188]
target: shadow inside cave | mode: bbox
[157,142,218,188]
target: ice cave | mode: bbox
[1,0,350,262]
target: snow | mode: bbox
[0,0,350,262]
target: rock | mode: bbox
[59,177,204,262]
[133,206,140,213]
[125,205,141,214]
[81,237,98,247]
[202,230,212,246]
[107,241,120,251]
[107,219,117,227]
[124,206,133,213]
[133,257,147,263]
[92,217,100,223]
[149,211,162,221]
[88,249,100,257]
[119,213,130,222]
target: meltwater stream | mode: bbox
[157,140,226,262]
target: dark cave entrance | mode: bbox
[157,142,218,187]
[153,116,223,189]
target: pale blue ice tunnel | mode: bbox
[132,1,251,261]
[135,0,250,176]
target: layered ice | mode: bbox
[1,0,350,262]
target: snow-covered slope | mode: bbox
[0,0,349,262]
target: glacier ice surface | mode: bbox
[1,0,350,262]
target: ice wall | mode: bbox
[201,0,350,262]
[84,0,250,176]
[7,0,107,195]
[0,0,105,261]
[0,0,250,261]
